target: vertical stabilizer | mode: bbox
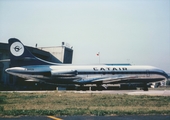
[9,38,53,67]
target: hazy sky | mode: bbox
[0,0,170,72]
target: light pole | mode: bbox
[97,52,100,64]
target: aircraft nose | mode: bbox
[5,68,10,73]
[5,67,24,74]
[159,69,169,78]
[5,68,13,73]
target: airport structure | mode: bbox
[0,41,73,90]
[39,43,73,64]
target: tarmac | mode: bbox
[71,90,170,96]
[1,89,170,96]
[0,115,170,120]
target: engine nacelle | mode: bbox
[51,70,78,77]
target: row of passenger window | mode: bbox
[78,71,148,75]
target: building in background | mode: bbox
[0,41,73,90]
[39,42,73,64]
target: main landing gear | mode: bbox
[141,83,149,91]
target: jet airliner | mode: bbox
[5,38,168,91]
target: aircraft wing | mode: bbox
[76,75,165,84]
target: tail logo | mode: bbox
[10,42,24,56]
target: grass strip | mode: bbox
[1,108,170,116]
[0,92,170,116]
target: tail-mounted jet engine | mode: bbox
[51,70,78,77]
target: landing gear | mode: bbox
[120,84,137,90]
[94,82,102,91]
[96,83,108,91]
[141,83,148,91]
[76,85,86,91]
[143,87,148,91]
[96,85,103,91]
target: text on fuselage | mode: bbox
[93,67,127,71]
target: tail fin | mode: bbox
[9,38,54,67]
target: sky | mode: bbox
[0,0,170,72]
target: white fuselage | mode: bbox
[6,64,168,85]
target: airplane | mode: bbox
[5,38,168,91]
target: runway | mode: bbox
[71,90,170,96]
[1,90,170,96]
